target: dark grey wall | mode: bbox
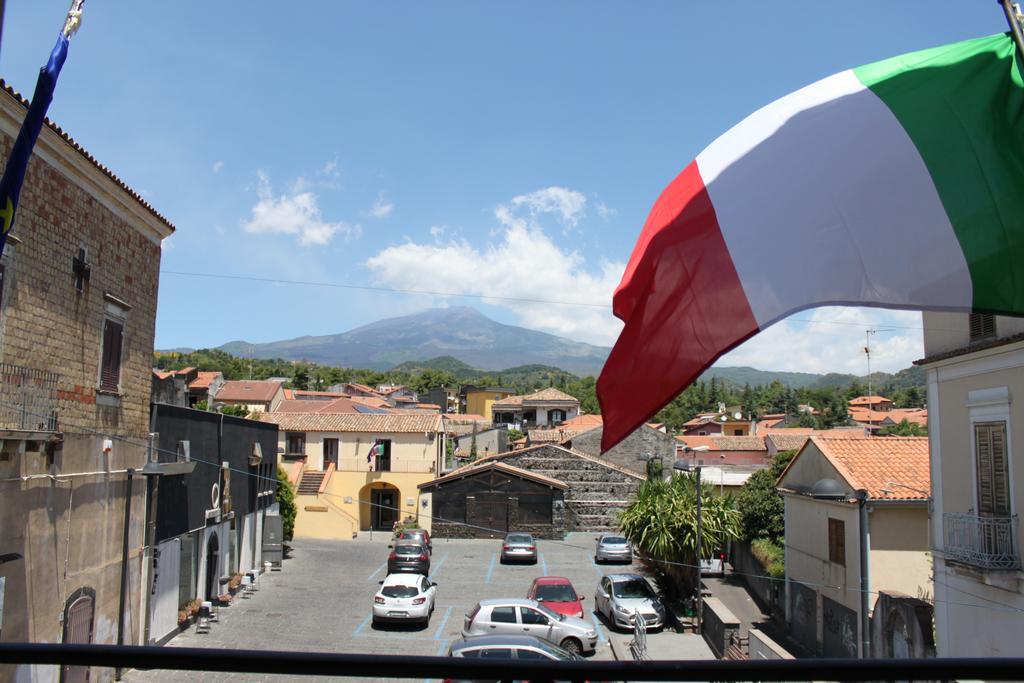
[151,403,278,542]
[568,425,675,475]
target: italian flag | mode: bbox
[598,33,1024,452]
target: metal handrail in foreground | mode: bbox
[1,644,1024,681]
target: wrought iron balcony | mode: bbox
[0,363,59,431]
[943,512,1020,570]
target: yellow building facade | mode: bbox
[465,388,514,418]
[262,413,445,540]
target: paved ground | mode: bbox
[123,533,667,682]
[704,574,771,639]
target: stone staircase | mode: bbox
[297,470,326,496]
[501,446,644,532]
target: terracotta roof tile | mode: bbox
[349,395,390,409]
[676,435,767,452]
[258,412,442,433]
[849,395,892,406]
[215,380,283,403]
[0,81,175,232]
[444,414,490,423]
[808,436,930,500]
[492,387,579,408]
[188,371,223,390]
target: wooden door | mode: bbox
[62,592,94,683]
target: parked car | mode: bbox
[372,573,437,626]
[398,528,432,554]
[462,599,598,655]
[594,574,665,631]
[500,533,537,564]
[526,577,584,619]
[448,634,581,660]
[594,534,633,564]
[388,542,430,574]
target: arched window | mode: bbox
[61,587,95,683]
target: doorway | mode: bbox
[371,487,398,530]
[61,588,95,683]
[204,533,220,600]
[323,438,339,469]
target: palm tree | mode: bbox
[619,472,740,571]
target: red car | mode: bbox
[526,576,585,619]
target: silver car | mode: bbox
[594,574,666,631]
[500,533,537,564]
[462,598,598,655]
[594,534,633,563]
[448,634,581,660]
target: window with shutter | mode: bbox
[975,421,1011,517]
[828,518,845,566]
[969,313,996,342]
[99,317,123,392]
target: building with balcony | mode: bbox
[461,385,515,418]
[0,81,174,681]
[916,311,1024,657]
[491,388,580,429]
[777,436,931,658]
[260,412,445,538]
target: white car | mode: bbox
[372,573,436,626]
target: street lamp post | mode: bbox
[673,456,703,634]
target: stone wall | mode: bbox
[0,89,170,441]
[0,86,172,681]
[702,597,741,658]
[568,425,673,475]
[496,445,644,531]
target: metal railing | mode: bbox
[629,610,648,661]
[0,363,59,431]
[943,512,1020,570]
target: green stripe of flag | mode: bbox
[854,33,1024,314]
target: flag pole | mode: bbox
[1000,0,1024,62]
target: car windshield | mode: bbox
[612,578,655,599]
[534,584,576,602]
[535,603,565,621]
[602,536,628,545]
[506,535,533,544]
[395,545,422,555]
[381,586,418,598]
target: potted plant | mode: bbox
[217,593,232,606]
[228,573,243,594]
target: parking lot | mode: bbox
[124,532,659,682]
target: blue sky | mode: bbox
[0,2,1008,374]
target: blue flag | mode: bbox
[0,5,82,257]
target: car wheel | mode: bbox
[594,555,601,564]
[559,637,582,655]
[371,617,379,629]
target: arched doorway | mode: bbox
[205,532,220,600]
[360,482,401,531]
[61,587,95,683]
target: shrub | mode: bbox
[276,467,297,542]
[751,538,785,578]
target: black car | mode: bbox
[398,528,432,554]
[388,542,430,574]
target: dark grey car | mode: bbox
[387,543,430,574]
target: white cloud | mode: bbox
[508,186,587,229]
[366,193,624,346]
[368,192,394,219]
[719,306,924,374]
[322,159,339,177]
[212,160,224,173]
[243,171,360,246]
[596,201,615,220]
[429,225,446,240]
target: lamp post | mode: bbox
[673,457,703,633]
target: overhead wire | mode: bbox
[159,269,973,334]
[3,399,1018,617]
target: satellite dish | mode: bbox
[733,412,743,420]
[720,415,727,422]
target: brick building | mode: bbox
[0,81,173,682]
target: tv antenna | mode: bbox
[865,329,876,431]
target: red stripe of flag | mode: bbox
[597,161,760,452]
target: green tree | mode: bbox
[619,472,741,567]
[645,457,664,480]
[877,419,927,437]
[219,404,250,418]
[276,467,297,542]
[292,365,311,390]
[735,450,796,543]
